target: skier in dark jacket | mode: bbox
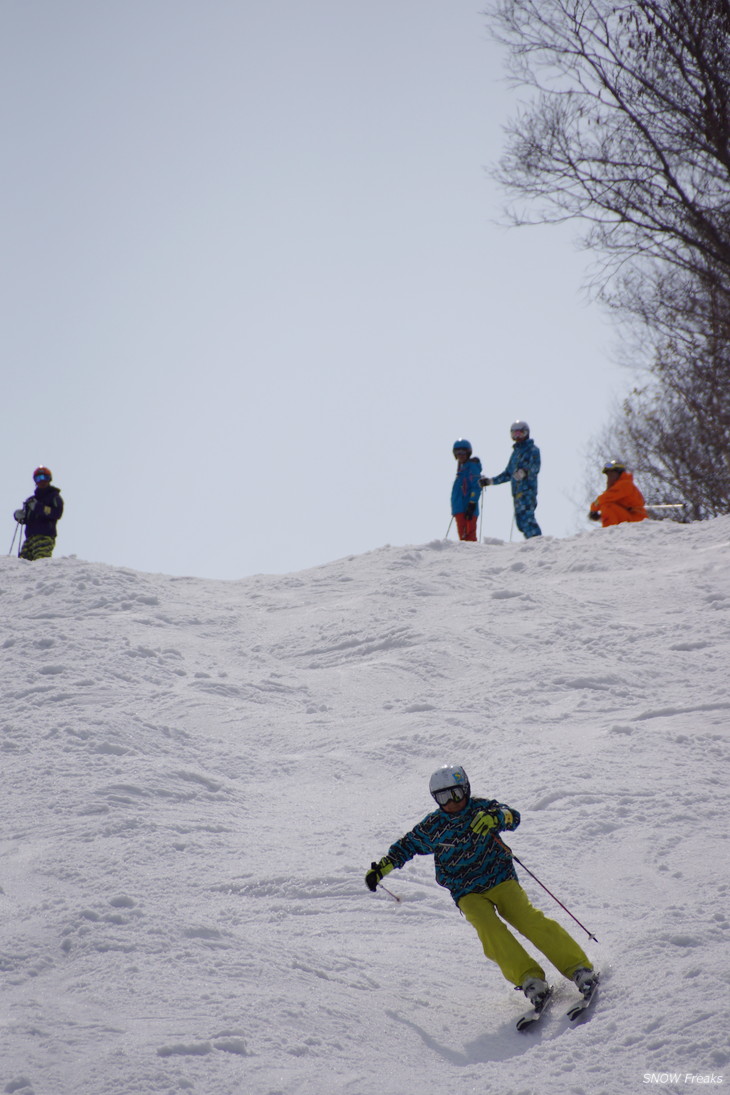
[451,439,482,541]
[480,420,541,538]
[365,765,597,1018]
[14,466,64,560]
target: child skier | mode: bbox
[14,466,64,560]
[480,420,541,538]
[451,439,482,541]
[365,765,597,1020]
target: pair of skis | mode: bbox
[516,976,599,1031]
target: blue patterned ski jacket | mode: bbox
[385,796,520,905]
[451,456,483,516]
[491,438,540,498]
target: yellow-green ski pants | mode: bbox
[458,880,591,987]
[20,535,56,561]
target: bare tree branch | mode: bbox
[487,0,730,515]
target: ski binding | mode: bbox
[516,986,553,1031]
[566,975,599,1022]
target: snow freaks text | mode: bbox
[642,1076,724,1086]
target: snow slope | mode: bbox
[1,518,729,1095]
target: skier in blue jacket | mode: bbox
[365,765,597,1017]
[480,421,541,538]
[451,439,482,541]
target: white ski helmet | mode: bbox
[510,420,530,440]
[429,764,470,807]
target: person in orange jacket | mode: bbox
[589,460,647,527]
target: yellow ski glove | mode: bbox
[365,857,393,892]
[470,810,499,836]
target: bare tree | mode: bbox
[490,0,730,281]
[487,0,730,515]
[601,268,730,516]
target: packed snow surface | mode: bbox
[1,518,729,1095]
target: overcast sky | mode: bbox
[1,1,626,579]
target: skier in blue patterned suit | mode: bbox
[480,420,541,538]
[365,765,596,1013]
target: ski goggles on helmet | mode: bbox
[432,786,467,806]
[34,473,51,483]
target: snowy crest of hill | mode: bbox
[1,519,729,1095]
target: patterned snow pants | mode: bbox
[20,535,56,560]
[459,880,591,987]
[514,490,541,538]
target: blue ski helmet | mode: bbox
[452,439,472,455]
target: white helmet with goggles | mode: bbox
[429,765,471,807]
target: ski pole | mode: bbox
[478,487,485,541]
[8,522,21,556]
[496,836,598,942]
[444,516,454,540]
[378,882,401,903]
[513,852,598,941]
